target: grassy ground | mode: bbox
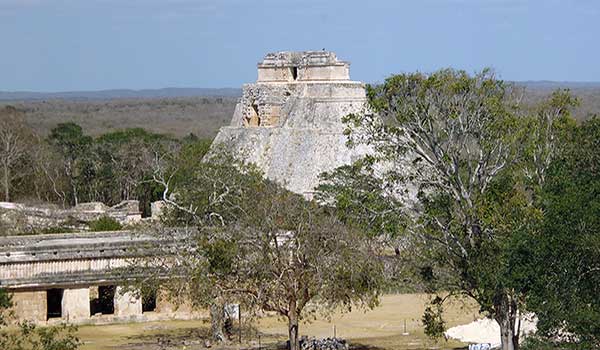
[77,294,480,350]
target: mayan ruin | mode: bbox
[1,2,598,349]
[212,51,369,196]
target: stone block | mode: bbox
[74,202,109,212]
[62,288,90,321]
[154,289,207,320]
[10,291,46,324]
[150,201,167,220]
[114,286,142,317]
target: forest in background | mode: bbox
[1,84,599,213]
[1,84,599,141]
[1,96,237,140]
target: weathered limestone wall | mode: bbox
[0,200,142,235]
[114,286,142,318]
[10,291,46,323]
[6,286,206,325]
[256,51,350,82]
[154,290,207,320]
[62,288,90,321]
[1,230,205,325]
[299,65,349,81]
[0,230,163,289]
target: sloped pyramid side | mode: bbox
[211,82,370,196]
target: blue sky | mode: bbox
[0,0,598,91]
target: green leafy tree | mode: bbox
[520,117,600,348]
[338,69,577,350]
[136,150,384,350]
[316,157,407,240]
[0,288,12,327]
[92,128,179,212]
[0,322,80,350]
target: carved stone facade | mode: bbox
[212,51,370,196]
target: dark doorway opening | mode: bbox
[96,285,115,315]
[46,288,63,320]
[291,66,298,80]
[252,104,259,118]
[142,289,157,313]
[248,103,260,126]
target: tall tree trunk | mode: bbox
[498,316,517,350]
[71,178,79,206]
[495,293,519,350]
[210,301,225,343]
[288,300,300,350]
[2,162,9,202]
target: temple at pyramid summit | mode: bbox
[211,51,370,196]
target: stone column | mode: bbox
[114,286,142,317]
[150,200,166,221]
[62,288,90,321]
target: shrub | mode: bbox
[0,322,80,350]
[37,226,75,234]
[88,216,122,232]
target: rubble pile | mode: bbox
[295,337,349,350]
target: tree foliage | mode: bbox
[88,216,123,232]
[0,322,80,350]
[337,69,578,350]
[0,288,12,327]
[135,150,384,350]
[1,115,210,217]
[520,117,600,348]
[316,157,407,240]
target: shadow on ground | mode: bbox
[115,325,284,350]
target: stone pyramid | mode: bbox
[211,51,369,197]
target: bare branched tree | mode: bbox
[0,106,33,202]
[133,149,384,350]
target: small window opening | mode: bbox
[142,288,157,313]
[46,288,63,320]
[290,66,298,80]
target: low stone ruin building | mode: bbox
[0,231,203,325]
[0,200,143,235]
[212,51,369,196]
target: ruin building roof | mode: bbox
[257,51,349,68]
[256,51,351,83]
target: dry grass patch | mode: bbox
[77,294,480,350]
